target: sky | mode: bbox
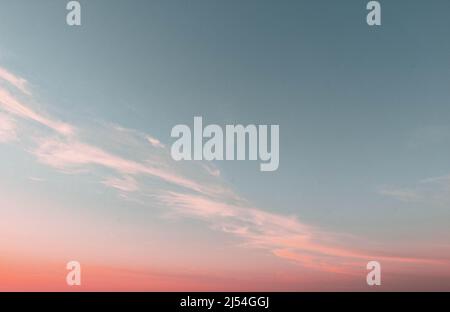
[1,0,450,291]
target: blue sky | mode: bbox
[1,0,450,290]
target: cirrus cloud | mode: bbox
[0,112,17,143]
[1,65,449,277]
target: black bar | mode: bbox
[1,292,449,311]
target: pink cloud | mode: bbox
[102,176,139,193]
[202,163,221,177]
[147,135,165,148]
[0,112,17,143]
[0,67,31,95]
[3,65,449,278]
[0,88,74,136]
[28,176,46,182]
[158,191,449,274]
[0,67,229,198]
[0,73,232,199]
[32,136,221,196]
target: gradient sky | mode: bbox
[1,0,450,291]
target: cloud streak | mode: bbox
[158,191,446,274]
[0,112,17,143]
[31,136,225,196]
[1,65,449,276]
[0,66,74,136]
[102,176,139,193]
[0,67,31,95]
[380,175,450,206]
[0,88,74,136]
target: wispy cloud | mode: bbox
[379,188,422,203]
[0,67,31,95]
[147,135,165,149]
[0,112,17,143]
[380,174,450,206]
[0,66,74,136]
[102,175,139,193]
[31,136,224,196]
[28,176,46,183]
[201,163,221,177]
[0,88,74,136]
[158,191,445,273]
[1,65,448,275]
